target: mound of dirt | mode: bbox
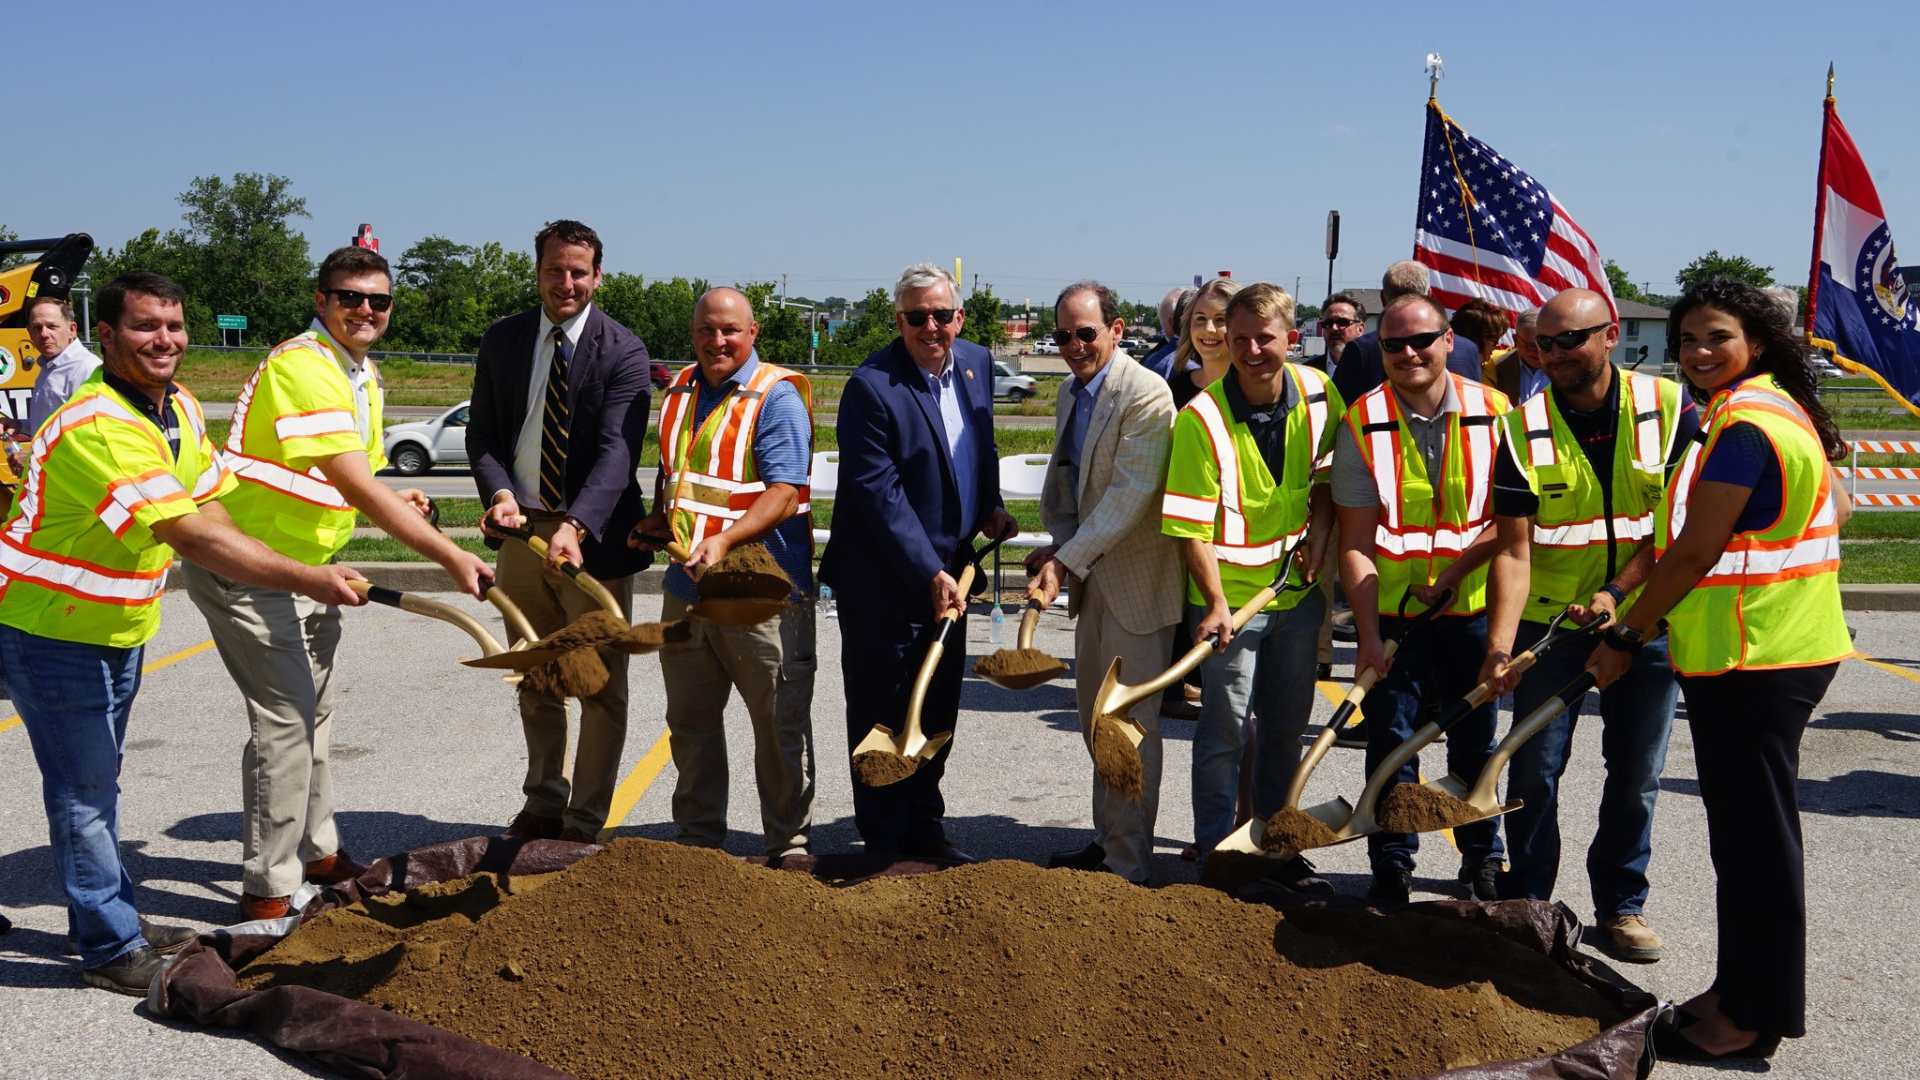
[971,648,1067,683]
[697,543,792,601]
[1378,783,1488,833]
[1262,807,1342,852]
[850,749,920,787]
[240,839,1622,1080]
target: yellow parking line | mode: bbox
[599,730,674,836]
[1852,650,1920,686]
[0,638,217,736]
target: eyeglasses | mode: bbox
[1380,329,1447,354]
[1050,327,1100,347]
[902,308,957,327]
[1535,323,1612,352]
[1321,317,1359,331]
[325,289,393,313]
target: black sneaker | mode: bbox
[1264,854,1335,895]
[1367,865,1412,906]
[1331,607,1357,642]
[1457,858,1501,902]
[1315,663,1333,681]
[1332,719,1369,749]
[82,945,167,996]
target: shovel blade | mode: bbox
[907,730,953,762]
[1417,774,1523,827]
[853,724,900,758]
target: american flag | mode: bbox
[1413,102,1616,319]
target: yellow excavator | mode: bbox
[0,232,94,500]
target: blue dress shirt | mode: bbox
[922,356,979,532]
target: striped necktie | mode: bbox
[539,326,571,509]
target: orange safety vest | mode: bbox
[657,360,813,548]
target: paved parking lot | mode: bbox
[1,591,1916,1078]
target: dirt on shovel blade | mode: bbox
[1377,782,1488,833]
[236,839,1623,1080]
[972,648,1067,681]
[539,610,632,651]
[851,748,921,786]
[1261,806,1342,852]
[696,542,792,601]
[520,647,609,698]
[613,619,691,653]
[1091,714,1143,796]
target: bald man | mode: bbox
[634,288,818,859]
[1139,286,1194,381]
[1478,288,1698,963]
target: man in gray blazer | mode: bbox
[1027,281,1183,885]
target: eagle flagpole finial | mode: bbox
[1425,53,1445,102]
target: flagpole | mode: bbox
[1804,63,1836,341]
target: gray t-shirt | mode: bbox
[1331,380,1461,509]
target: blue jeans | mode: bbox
[1364,612,1505,871]
[1191,589,1326,861]
[1498,620,1677,918]
[0,625,148,967]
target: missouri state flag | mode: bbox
[1807,90,1920,415]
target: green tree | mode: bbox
[1675,250,1775,293]
[817,288,895,366]
[168,173,314,344]
[595,274,707,364]
[0,224,22,271]
[740,281,813,367]
[960,286,1009,350]
[87,228,204,331]
[1604,260,1648,304]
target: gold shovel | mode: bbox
[1084,536,1318,790]
[850,562,977,786]
[1227,605,1609,858]
[1424,666,1601,814]
[972,588,1069,690]
[491,522,690,649]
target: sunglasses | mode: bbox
[1321,317,1359,331]
[1050,327,1100,347]
[1380,329,1447,354]
[1535,323,1612,352]
[325,289,393,313]
[902,308,957,327]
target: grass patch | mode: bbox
[178,348,477,402]
[1839,540,1920,583]
[339,535,494,562]
[357,498,485,530]
[809,499,1044,533]
[1841,512,1920,540]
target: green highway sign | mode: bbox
[216,315,248,330]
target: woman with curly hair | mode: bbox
[1584,278,1852,1061]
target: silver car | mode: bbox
[381,401,470,476]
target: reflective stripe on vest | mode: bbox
[223,335,355,511]
[1174,366,1329,565]
[1657,374,1850,674]
[660,362,813,547]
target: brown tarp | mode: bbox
[152,836,1657,1080]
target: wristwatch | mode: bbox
[561,515,590,538]
[1601,623,1645,653]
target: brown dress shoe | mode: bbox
[238,894,294,921]
[556,826,599,844]
[304,851,370,886]
[900,838,976,864]
[504,811,564,839]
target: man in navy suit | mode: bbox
[818,263,1017,862]
[467,219,653,843]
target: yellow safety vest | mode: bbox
[0,374,234,647]
[657,361,813,548]
[1160,364,1342,610]
[1657,373,1851,676]
[1504,372,1684,622]
[220,328,386,566]
[1346,374,1510,615]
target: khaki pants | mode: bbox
[659,592,816,856]
[1073,573,1177,883]
[183,564,343,898]
[496,521,633,835]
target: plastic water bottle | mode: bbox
[819,584,836,618]
[989,600,1006,644]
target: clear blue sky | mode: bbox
[17,1,1918,307]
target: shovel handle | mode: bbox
[1015,592,1046,651]
[1464,667,1600,808]
[349,579,506,657]
[482,585,541,649]
[492,523,625,618]
[903,563,976,746]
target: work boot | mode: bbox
[138,917,199,955]
[504,811,564,840]
[1367,865,1412,907]
[556,826,599,844]
[1047,842,1106,871]
[238,894,294,922]
[1264,854,1334,896]
[82,945,167,996]
[304,851,370,886]
[1330,607,1357,642]
[1457,857,1501,902]
[1316,663,1333,681]
[1160,687,1200,721]
[1596,913,1664,963]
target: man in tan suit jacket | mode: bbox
[1026,282,1183,885]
